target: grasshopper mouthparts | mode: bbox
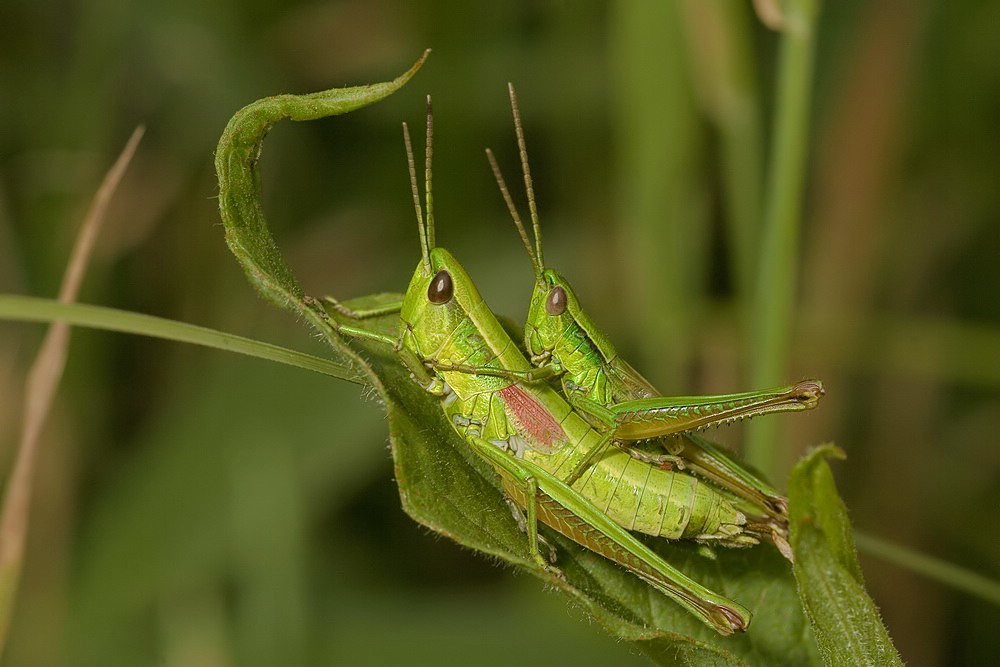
[788,380,825,409]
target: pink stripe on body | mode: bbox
[499,385,566,454]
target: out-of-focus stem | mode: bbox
[746,0,821,476]
[611,0,704,391]
[0,128,142,657]
[679,0,764,304]
[855,532,1000,607]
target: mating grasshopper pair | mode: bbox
[314,93,822,635]
[485,85,823,537]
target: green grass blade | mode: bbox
[0,295,361,385]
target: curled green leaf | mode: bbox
[215,50,430,382]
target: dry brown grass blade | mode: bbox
[0,126,144,655]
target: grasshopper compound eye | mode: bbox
[545,285,567,316]
[427,270,454,304]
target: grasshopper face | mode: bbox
[399,247,488,362]
[525,269,579,360]
[525,267,619,368]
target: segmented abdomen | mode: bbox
[501,474,688,581]
[523,425,751,546]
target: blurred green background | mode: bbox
[1,0,998,665]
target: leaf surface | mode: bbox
[788,446,903,666]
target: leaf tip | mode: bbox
[809,442,846,462]
[400,49,432,85]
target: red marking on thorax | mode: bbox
[499,385,566,454]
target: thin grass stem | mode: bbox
[0,128,143,656]
[0,296,361,385]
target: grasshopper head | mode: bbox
[399,247,486,359]
[396,98,486,361]
[525,268,580,358]
[395,104,517,374]
[488,84,616,365]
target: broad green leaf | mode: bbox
[788,446,903,666]
[214,60,819,665]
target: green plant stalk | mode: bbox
[746,0,821,476]
[0,296,359,384]
[854,531,1000,607]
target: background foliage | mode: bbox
[0,1,997,665]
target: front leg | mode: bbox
[304,295,447,395]
[394,346,447,396]
[320,295,403,320]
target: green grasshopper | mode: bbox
[316,100,783,634]
[484,84,824,534]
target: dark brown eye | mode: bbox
[427,270,453,304]
[545,286,567,316]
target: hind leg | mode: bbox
[504,496,557,564]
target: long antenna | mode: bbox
[424,95,435,252]
[508,83,543,268]
[486,148,541,277]
[402,122,430,272]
